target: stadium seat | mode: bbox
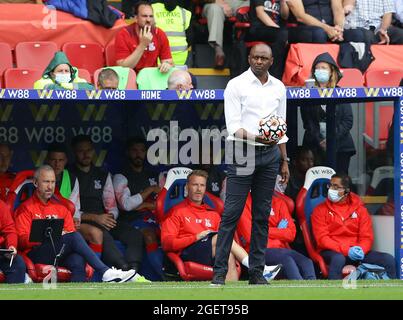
[282,43,340,87]
[77,68,92,83]
[62,42,105,75]
[3,68,42,89]
[105,41,116,66]
[364,68,403,87]
[136,67,177,90]
[295,166,335,278]
[155,167,231,281]
[7,170,93,283]
[366,45,403,73]
[15,41,58,72]
[338,68,364,87]
[93,66,137,89]
[0,42,13,76]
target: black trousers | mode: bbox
[101,221,144,271]
[344,26,403,45]
[288,26,329,44]
[214,143,281,276]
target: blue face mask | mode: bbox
[314,69,330,83]
[328,189,343,203]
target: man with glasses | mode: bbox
[212,43,289,286]
[311,173,396,279]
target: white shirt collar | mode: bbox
[246,68,273,86]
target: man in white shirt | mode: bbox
[212,43,289,285]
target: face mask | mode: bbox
[328,188,343,203]
[314,69,330,83]
[55,73,71,84]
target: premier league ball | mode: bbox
[258,114,287,143]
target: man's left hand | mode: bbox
[280,161,289,184]
[159,61,173,73]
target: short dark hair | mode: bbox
[126,136,147,150]
[187,170,208,183]
[331,173,352,193]
[71,135,93,149]
[134,1,152,16]
[47,143,67,155]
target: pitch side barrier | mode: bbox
[0,87,402,279]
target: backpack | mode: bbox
[347,263,390,280]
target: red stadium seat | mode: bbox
[4,68,42,89]
[366,45,403,73]
[338,68,364,87]
[364,68,403,87]
[77,68,92,83]
[155,167,237,281]
[93,67,137,89]
[0,42,13,76]
[62,42,105,75]
[15,41,58,72]
[7,170,93,283]
[105,41,116,66]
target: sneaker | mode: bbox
[129,273,151,283]
[249,272,268,285]
[210,273,225,286]
[263,264,282,281]
[102,267,136,283]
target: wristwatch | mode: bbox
[281,157,290,163]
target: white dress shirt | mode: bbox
[224,68,288,146]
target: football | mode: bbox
[258,114,287,143]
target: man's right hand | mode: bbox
[139,25,153,48]
[196,230,212,240]
[95,213,117,230]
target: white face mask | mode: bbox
[328,189,343,202]
[54,73,71,84]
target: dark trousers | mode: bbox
[214,143,280,277]
[0,254,26,283]
[321,249,397,279]
[336,151,353,175]
[264,248,316,280]
[104,221,144,271]
[245,27,288,79]
[28,232,109,282]
[288,26,328,44]
[344,27,403,45]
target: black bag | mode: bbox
[338,42,375,72]
[347,263,390,280]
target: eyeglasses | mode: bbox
[327,183,345,191]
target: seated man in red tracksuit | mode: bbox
[237,193,316,280]
[311,173,396,279]
[161,170,281,283]
[14,165,140,283]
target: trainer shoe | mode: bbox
[102,267,136,283]
[210,273,225,286]
[249,272,268,285]
[129,273,152,283]
[263,264,282,281]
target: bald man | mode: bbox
[212,44,289,286]
[167,69,194,90]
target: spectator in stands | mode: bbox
[286,0,344,43]
[167,69,194,90]
[0,142,15,202]
[113,136,164,279]
[311,173,396,279]
[70,135,146,277]
[0,199,26,283]
[161,170,282,282]
[115,1,174,74]
[152,0,192,66]
[300,52,356,174]
[202,0,249,69]
[246,0,289,78]
[343,0,403,44]
[14,165,140,283]
[393,0,403,28]
[46,143,81,229]
[33,52,94,90]
[237,193,316,280]
[97,68,119,90]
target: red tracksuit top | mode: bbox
[311,192,373,256]
[0,199,18,249]
[161,198,221,254]
[15,193,76,251]
[237,194,296,252]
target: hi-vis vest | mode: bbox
[152,3,191,66]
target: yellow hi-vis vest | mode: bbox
[152,3,191,66]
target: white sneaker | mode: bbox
[263,264,282,281]
[24,273,33,284]
[102,267,136,283]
